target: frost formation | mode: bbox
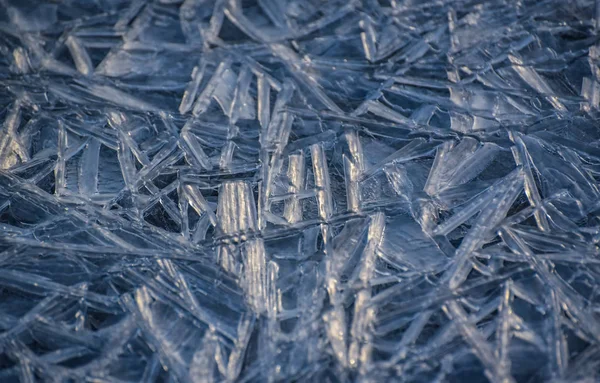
[0,0,600,382]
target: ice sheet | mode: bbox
[1,0,600,382]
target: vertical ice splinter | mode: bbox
[226,314,255,381]
[546,289,568,379]
[257,75,271,129]
[265,79,294,148]
[283,151,305,224]
[243,238,268,314]
[79,138,101,196]
[344,156,360,213]
[424,140,454,196]
[324,306,348,367]
[217,181,268,314]
[311,143,333,244]
[496,281,513,378]
[0,102,24,170]
[179,61,207,115]
[510,132,549,232]
[349,213,385,372]
[65,36,93,76]
[360,17,377,62]
[55,122,68,195]
[219,140,236,170]
[229,65,255,124]
[12,47,31,74]
[205,0,227,43]
[345,131,364,213]
[178,183,190,239]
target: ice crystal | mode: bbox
[1,0,600,382]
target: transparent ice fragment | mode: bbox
[180,61,207,115]
[193,60,232,116]
[65,36,94,76]
[212,68,238,117]
[283,151,306,224]
[445,168,524,289]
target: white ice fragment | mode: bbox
[180,128,213,171]
[424,140,454,196]
[213,68,238,117]
[116,134,137,189]
[450,143,500,186]
[496,282,513,377]
[180,61,207,115]
[324,306,348,367]
[229,65,256,123]
[432,189,492,237]
[225,314,255,381]
[65,36,93,76]
[311,144,334,223]
[380,216,446,271]
[217,181,258,236]
[424,137,497,196]
[216,181,268,313]
[510,132,550,232]
[344,131,365,213]
[283,151,306,224]
[192,59,232,116]
[12,47,32,74]
[0,102,24,170]
[78,138,101,196]
[126,288,192,382]
[360,17,377,62]
[257,75,271,129]
[54,122,68,195]
[344,155,361,213]
[580,76,600,112]
[205,0,227,43]
[265,80,295,149]
[184,184,218,227]
[349,213,385,372]
[242,239,268,314]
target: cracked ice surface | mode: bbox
[2,0,600,382]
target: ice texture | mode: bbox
[1,0,600,382]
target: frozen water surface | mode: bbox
[1,0,600,381]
